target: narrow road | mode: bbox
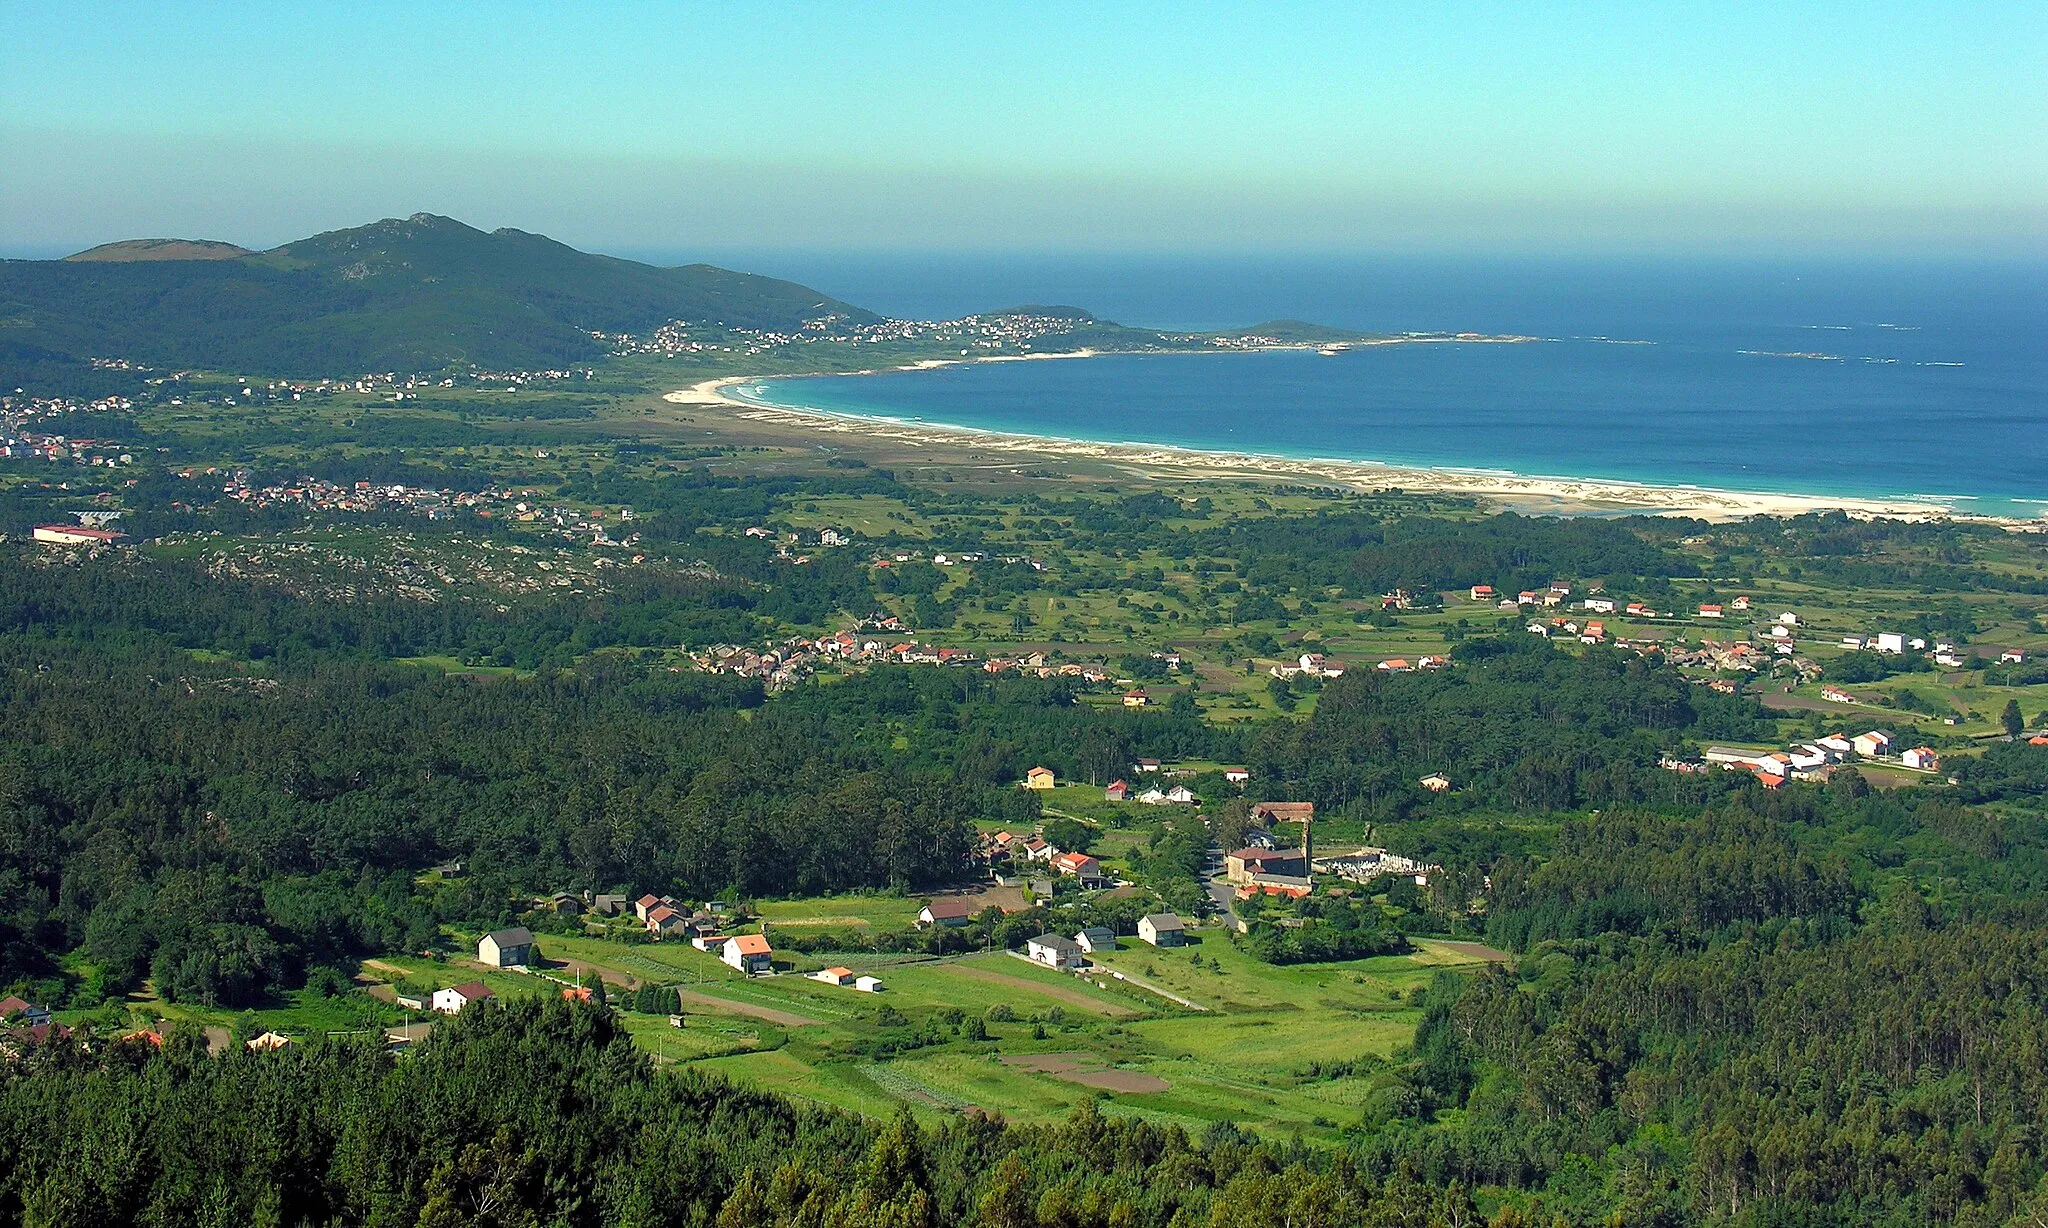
[1200,842,1240,930]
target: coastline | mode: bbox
[661,360,2030,526]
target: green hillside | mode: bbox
[0,213,878,376]
[64,238,252,262]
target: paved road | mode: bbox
[1199,843,1240,930]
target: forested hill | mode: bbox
[0,213,878,374]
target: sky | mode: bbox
[4,0,2045,259]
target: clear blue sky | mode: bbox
[4,0,2043,257]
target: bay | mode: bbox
[718,256,2047,517]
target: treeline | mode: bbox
[957,497,1688,599]
[1484,804,1858,948]
[1239,895,1408,965]
[0,557,1813,1009]
[1289,769,2048,1224]
[765,667,1231,788]
[1485,768,2048,949]
[1953,740,2048,802]
[1355,922,2048,1226]
[1249,634,1771,823]
[564,466,908,541]
[1339,514,1686,595]
[0,545,786,666]
[0,639,985,1003]
[0,998,1509,1228]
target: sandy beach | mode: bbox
[661,367,2020,525]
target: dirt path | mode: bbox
[676,989,822,1028]
[949,961,1137,1017]
[362,959,412,978]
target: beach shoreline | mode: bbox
[661,360,2036,527]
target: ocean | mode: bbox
[703,254,2047,517]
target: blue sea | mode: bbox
[701,254,2048,517]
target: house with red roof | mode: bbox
[721,933,773,975]
[0,996,51,1028]
[1051,852,1105,888]
[918,897,975,928]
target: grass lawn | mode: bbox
[391,654,523,677]
[135,984,410,1042]
[755,895,923,931]
[697,1049,908,1120]
[884,957,1138,1017]
[617,1010,766,1062]
[1083,928,1444,1014]
[517,930,742,986]
[362,956,557,1005]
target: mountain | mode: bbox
[0,214,878,376]
[65,239,252,262]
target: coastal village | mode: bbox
[603,309,1120,361]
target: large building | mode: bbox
[1226,847,1306,884]
[1250,801,1315,860]
[32,524,126,546]
[478,927,536,968]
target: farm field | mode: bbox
[504,924,1495,1136]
